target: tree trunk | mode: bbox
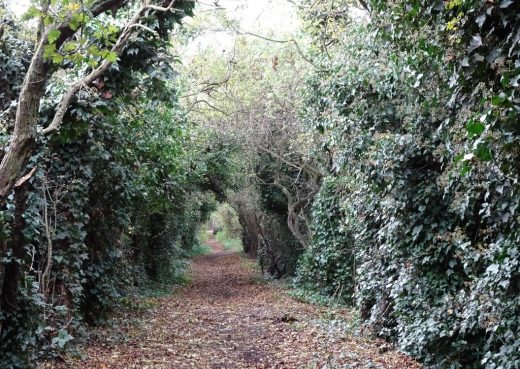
[0,0,129,205]
[0,38,48,205]
[0,183,29,342]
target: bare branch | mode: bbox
[15,167,37,188]
[186,99,230,117]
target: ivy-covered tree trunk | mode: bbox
[0,183,29,342]
[237,207,259,257]
[0,42,47,204]
[0,0,128,205]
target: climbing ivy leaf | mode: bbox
[47,29,61,44]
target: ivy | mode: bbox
[0,1,236,367]
[297,1,520,367]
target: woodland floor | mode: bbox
[46,236,421,369]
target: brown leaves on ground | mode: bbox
[48,238,421,369]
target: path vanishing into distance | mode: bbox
[50,236,420,369]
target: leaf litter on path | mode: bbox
[46,238,421,369]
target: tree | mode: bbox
[0,0,194,204]
[1,2,200,365]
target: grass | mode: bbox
[197,227,210,243]
[215,229,243,252]
[188,240,212,256]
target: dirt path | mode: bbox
[52,238,420,369]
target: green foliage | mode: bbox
[215,230,243,253]
[211,203,243,252]
[188,238,211,257]
[3,0,519,368]
[175,17,314,276]
[0,10,32,142]
[297,1,520,368]
[0,0,238,366]
[296,177,355,303]
[212,203,241,237]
